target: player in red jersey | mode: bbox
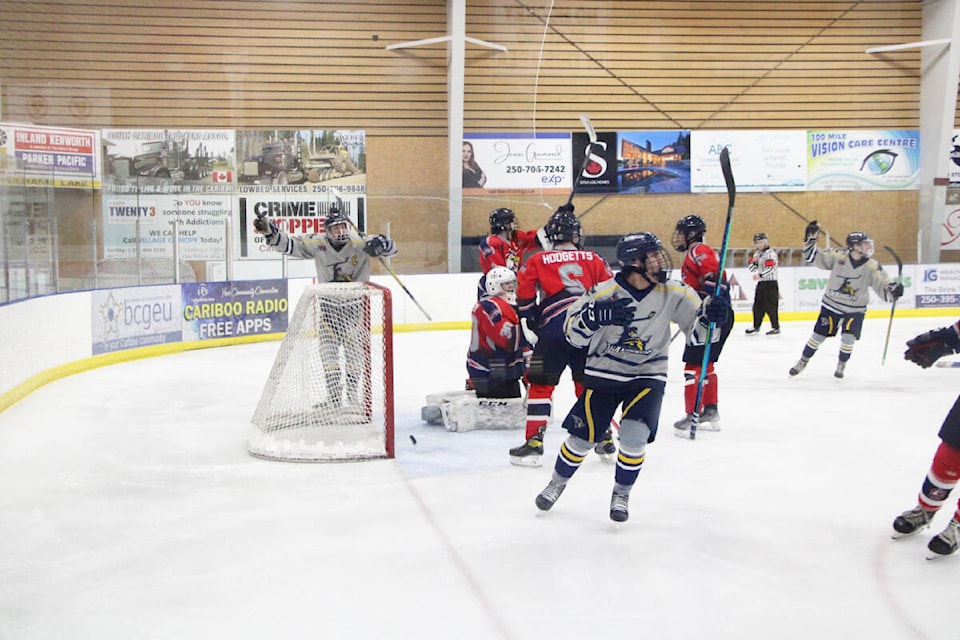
[477,207,549,298]
[671,214,735,436]
[508,205,616,466]
[467,266,528,399]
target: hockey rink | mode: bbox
[2,316,960,639]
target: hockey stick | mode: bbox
[880,245,903,366]
[330,187,433,321]
[687,147,735,441]
[567,113,598,209]
[935,361,960,368]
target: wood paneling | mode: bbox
[0,0,936,273]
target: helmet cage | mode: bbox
[489,208,517,234]
[846,232,874,258]
[485,266,518,304]
[325,210,351,244]
[617,232,672,284]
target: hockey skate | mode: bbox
[834,361,846,379]
[509,426,545,467]
[789,358,809,377]
[927,518,960,559]
[745,327,760,336]
[594,428,617,462]
[891,506,935,539]
[610,490,630,523]
[535,478,567,511]
[673,405,720,438]
[766,328,781,335]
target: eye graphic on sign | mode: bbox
[859,149,898,175]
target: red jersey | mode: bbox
[681,241,727,296]
[466,296,526,383]
[479,229,540,273]
[517,248,614,340]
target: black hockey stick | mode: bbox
[881,245,903,365]
[330,187,433,321]
[687,146,735,441]
[566,113,598,209]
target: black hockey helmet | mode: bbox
[673,214,706,251]
[754,232,768,243]
[617,232,672,284]
[545,205,581,246]
[846,231,874,258]
[325,208,351,244]
[488,207,517,234]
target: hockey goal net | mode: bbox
[248,282,394,461]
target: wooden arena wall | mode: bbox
[0,1,938,271]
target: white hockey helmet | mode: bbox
[485,266,518,305]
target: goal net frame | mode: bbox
[248,281,395,461]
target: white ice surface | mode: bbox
[2,317,960,640]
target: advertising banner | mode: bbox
[101,129,236,195]
[101,194,232,261]
[915,263,960,308]
[235,129,365,195]
[691,130,806,192]
[182,280,288,340]
[807,129,920,191]
[793,263,914,311]
[0,122,101,189]
[461,133,572,195]
[91,285,182,355]
[572,130,691,195]
[237,193,365,259]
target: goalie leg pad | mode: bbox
[445,396,527,433]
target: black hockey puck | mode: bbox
[409,435,417,445]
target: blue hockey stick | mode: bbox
[688,147,735,440]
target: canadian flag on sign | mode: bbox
[212,170,232,183]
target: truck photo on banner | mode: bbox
[235,129,365,194]
[101,129,236,194]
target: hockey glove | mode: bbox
[582,297,635,331]
[703,290,731,325]
[884,281,904,301]
[804,220,820,243]
[905,324,960,368]
[253,216,278,237]
[363,234,392,257]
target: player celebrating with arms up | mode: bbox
[534,232,730,522]
[788,222,902,379]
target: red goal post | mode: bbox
[248,282,394,461]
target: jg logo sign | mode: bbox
[925,268,938,282]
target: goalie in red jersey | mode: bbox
[671,214,735,437]
[466,266,528,399]
[508,204,615,467]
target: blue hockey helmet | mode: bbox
[545,205,581,246]
[846,231,874,258]
[617,232,672,284]
[325,208,351,244]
